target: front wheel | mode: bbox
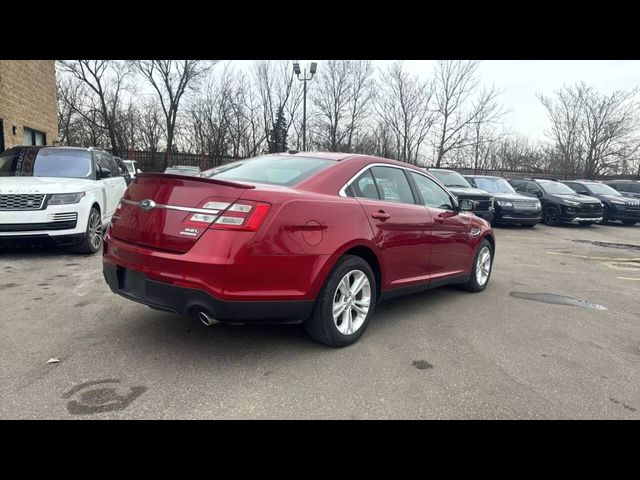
[543,206,561,226]
[76,207,103,254]
[460,239,493,292]
[305,255,376,348]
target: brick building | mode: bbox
[0,60,58,153]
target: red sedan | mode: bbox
[103,152,495,347]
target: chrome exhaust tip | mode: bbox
[197,311,218,326]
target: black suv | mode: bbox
[465,175,541,227]
[604,180,640,200]
[562,180,640,225]
[427,168,495,222]
[508,178,603,226]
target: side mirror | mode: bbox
[459,199,476,212]
[98,166,111,179]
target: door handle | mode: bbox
[371,210,391,221]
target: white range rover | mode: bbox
[0,146,127,254]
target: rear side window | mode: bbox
[105,154,122,177]
[409,172,454,210]
[350,170,380,199]
[370,166,415,204]
[201,155,332,186]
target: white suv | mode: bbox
[0,146,128,253]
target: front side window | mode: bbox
[200,156,332,186]
[369,166,415,204]
[410,172,454,210]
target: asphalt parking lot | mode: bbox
[1,222,639,419]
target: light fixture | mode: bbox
[293,62,301,75]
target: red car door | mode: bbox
[349,166,432,290]
[408,171,475,280]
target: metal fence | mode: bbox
[116,150,244,173]
[438,166,640,181]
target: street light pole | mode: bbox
[293,62,317,152]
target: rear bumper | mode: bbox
[103,262,314,322]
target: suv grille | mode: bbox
[0,194,45,211]
[626,202,640,211]
[578,203,603,215]
[512,199,539,209]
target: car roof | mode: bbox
[260,151,362,162]
[464,174,501,179]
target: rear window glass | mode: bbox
[199,156,333,186]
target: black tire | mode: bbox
[304,255,376,348]
[578,221,595,226]
[599,206,609,225]
[622,220,637,225]
[76,207,103,254]
[460,239,493,293]
[543,206,561,226]
[520,223,537,228]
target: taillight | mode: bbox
[182,200,271,232]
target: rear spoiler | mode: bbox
[135,172,255,189]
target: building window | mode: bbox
[23,127,46,146]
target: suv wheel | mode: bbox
[305,255,376,348]
[543,206,561,226]
[76,207,103,254]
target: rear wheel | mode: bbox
[305,255,376,348]
[76,207,103,254]
[460,239,493,292]
[622,220,637,225]
[543,206,561,226]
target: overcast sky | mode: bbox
[233,60,640,142]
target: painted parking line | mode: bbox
[546,251,640,261]
[617,277,640,281]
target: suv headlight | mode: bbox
[496,200,513,207]
[48,192,86,205]
[610,199,626,205]
[563,200,580,206]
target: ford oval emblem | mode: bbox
[139,199,156,211]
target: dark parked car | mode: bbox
[604,179,640,200]
[164,165,200,176]
[103,152,495,347]
[426,168,495,223]
[465,175,541,227]
[561,180,640,225]
[508,178,603,226]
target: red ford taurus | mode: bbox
[103,152,495,347]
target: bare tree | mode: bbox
[538,85,585,178]
[310,60,374,152]
[433,60,504,167]
[133,60,214,167]
[58,60,131,155]
[252,61,303,153]
[374,62,435,165]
